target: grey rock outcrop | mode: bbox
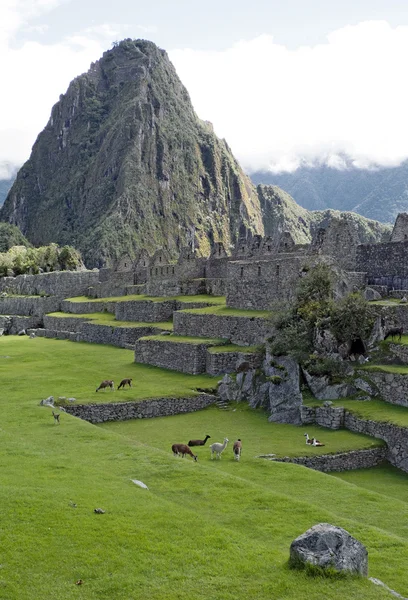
[303,369,356,400]
[290,523,368,576]
[218,350,302,424]
[364,287,381,301]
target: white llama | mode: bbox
[210,438,229,460]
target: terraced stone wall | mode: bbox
[357,242,408,288]
[174,311,271,345]
[0,270,99,297]
[0,296,60,316]
[363,370,408,407]
[135,338,212,374]
[271,448,387,472]
[226,254,307,310]
[61,300,117,314]
[115,300,175,322]
[302,404,408,473]
[206,349,262,376]
[63,394,217,423]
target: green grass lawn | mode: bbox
[139,334,228,345]
[0,337,218,405]
[47,311,174,330]
[207,344,262,353]
[66,294,226,305]
[2,337,408,599]
[369,298,401,306]
[364,363,408,375]
[307,396,408,428]
[99,403,383,459]
[333,464,408,504]
[179,304,271,318]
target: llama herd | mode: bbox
[95,378,132,392]
[172,435,242,462]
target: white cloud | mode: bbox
[2,11,408,179]
[169,21,408,173]
[0,1,153,178]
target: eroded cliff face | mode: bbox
[1,39,263,266]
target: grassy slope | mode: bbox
[307,396,408,428]
[0,337,218,404]
[47,311,174,330]
[334,464,408,504]
[1,337,408,598]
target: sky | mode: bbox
[2,0,408,179]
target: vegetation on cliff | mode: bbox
[0,222,30,252]
[258,185,391,244]
[0,243,83,276]
[252,160,408,224]
[269,265,374,366]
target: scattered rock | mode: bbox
[290,523,368,576]
[94,508,105,514]
[67,397,76,403]
[364,287,381,301]
[354,378,378,396]
[131,479,149,490]
[29,332,36,339]
[39,396,54,406]
[75,580,83,585]
[323,401,333,407]
[400,296,408,304]
[17,329,26,336]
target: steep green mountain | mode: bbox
[258,185,391,243]
[0,177,15,207]
[1,39,263,266]
[0,223,30,252]
[252,161,408,223]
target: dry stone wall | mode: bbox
[134,337,219,374]
[115,300,175,322]
[0,270,99,297]
[363,370,408,407]
[301,403,408,473]
[64,394,217,423]
[61,299,117,314]
[174,311,270,345]
[0,296,60,316]
[270,448,386,472]
[206,349,262,375]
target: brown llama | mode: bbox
[171,443,198,461]
[96,380,114,392]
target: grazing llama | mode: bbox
[312,437,325,447]
[171,443,198,461]
[210,438,229,460]
[96,380,114,392]
[52,411,60,424]
[304,433,313,445]
[233,439,242,461]
[384,327,403,341]
[188,435,211,447]
[118,378,132,389]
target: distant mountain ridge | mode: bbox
[251,161,408,223]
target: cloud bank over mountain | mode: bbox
[170,21,408,173]
[2,3,408,177]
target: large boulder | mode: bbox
[290,523,368,576]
